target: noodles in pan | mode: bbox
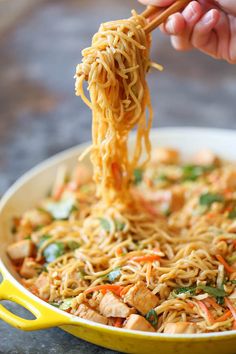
[7,11,236,334]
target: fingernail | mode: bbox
[203,11,213,24]
[166,18,175,33]
[185,3,196,21]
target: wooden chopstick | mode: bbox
[141,0,191,33]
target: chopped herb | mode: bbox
[229,210,236,220]
[38,234,52,249]
[230,280,236,284]
[115,220,125,232]
[197,285,226,298]
[45,198,75,220]
[145,309,158,328]
[59,298,73,310]
[24,235,31,240]
[67,241,80,251]
[43,242,65,262]
[173,286,196,296]
[99,218,111,232]
[182,165,205,181]
[133,168,143,185]
[216,296,225,305]
[199,193,224,207]
[107,267,121,282]
[182,165,214,181]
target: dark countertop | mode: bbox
[0,0,235,353]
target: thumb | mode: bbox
[138,0,175,7]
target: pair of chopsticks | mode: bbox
[141,0,191,33]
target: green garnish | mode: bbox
[59,298,73,310]
[67,241,80,251]
[115,220,125,232]
[173,286,196,296]
[182,165,205,181]
[216,296,225,305]
[229,210,236,220]
[107,267,121,282]
[133,168,143,185]
[43,242,65,262]
[145,309,158,328]
[99,218,111,232]
[197,285,226,298]
[38,234,52,249]
[199,193,224,207]
[182,165,214,181]
[230,280,236,284]
[24,235,31,240]
[45,198,75,220]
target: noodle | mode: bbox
[7,10,236,334]
[75,10,161,204]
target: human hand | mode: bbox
[139,0,236,63]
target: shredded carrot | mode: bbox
[84,284,124,297]
[114,317,123,328]
[197,300,214,324]
[216,254,236,273]
[53,185,65,201]
[214,310,232,323]
[204,297,222,311]
[206,212,216,219]
[232,240,236,249]
[225,298,236,321]
[131,254,160,263]
[116,247,123,256]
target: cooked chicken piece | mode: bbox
[193,149,219,167]
[221,170,236,189]
[123,281,158,315]
[151,147,179,165]
[22,209,52,228]
[164,322,197,334]
[124,314,155,332]
[7,240,35,261]
[170,186,185,212]
[20,257,41,278]
[35,272,50,300]
[75,304,108,325]
[228,221,236,233]
[99,292,135,318]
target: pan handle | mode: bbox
[0,267,73,330]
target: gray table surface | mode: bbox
[0,0,235,353]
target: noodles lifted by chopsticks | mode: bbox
[75,10,162,204]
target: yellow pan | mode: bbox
[1,127,236,354]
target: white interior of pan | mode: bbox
[1,126,236,338]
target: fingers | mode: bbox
[191,9,220,50]
[163,13,186,35]
[166,1,203,51]
[138,0,174,7]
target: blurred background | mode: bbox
[0,0,235,352]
